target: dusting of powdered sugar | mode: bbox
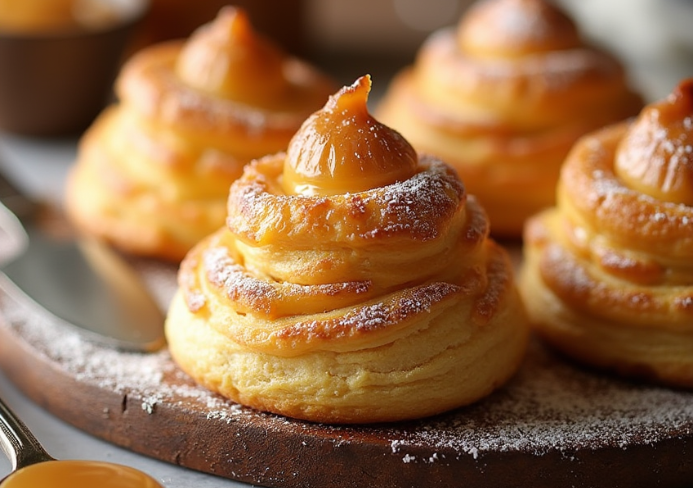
[0,262,253,422]
[0,259,692,464]
[260,340,693,468]
[378,339,693,461]
[230,155,464,245]
[362,161,463,241]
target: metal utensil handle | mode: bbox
[0,395,54,471]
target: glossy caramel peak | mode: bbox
[615,79,693,206]
[282,75,418,196]
[175,7,287,106]
[457,0,580,59]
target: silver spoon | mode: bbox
[0,165,166,352]
[0,393,162,487]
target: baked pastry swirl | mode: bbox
[65,7,335,260]
[520,79,693,388]
[165,76,529,424]
[377,0,642,237]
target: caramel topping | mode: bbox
[282,75,418,196]
[457,0,580,59]
[175,7,287,107]
[615,79,693,205]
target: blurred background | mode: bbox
[1,0,692,137]
[127,0,693,102]
[311,0,693,101]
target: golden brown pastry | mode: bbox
[377,0,642,237]
[520,79,693,389]
[65,7,335,261]
[165,76,530,424]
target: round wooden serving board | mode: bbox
[0,258,692,488]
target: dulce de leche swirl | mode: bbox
[377,0,642,237]
[65,7,335,261]
[520,79,693,388]
[165,76,529,424]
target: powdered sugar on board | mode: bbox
[0,256,692,477]
[386,338,693,460]
[0,259,256,423]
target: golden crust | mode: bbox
[65,8,335,260]
[520,80,693,388]
[377,0,642,237]
[165,77,529,423]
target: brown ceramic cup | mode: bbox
[0,0,149,137]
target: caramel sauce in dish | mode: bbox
[0,394,162,488]
[1,460,162,488]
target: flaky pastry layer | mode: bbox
[168,235,527,423]
[522,215,693,388]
